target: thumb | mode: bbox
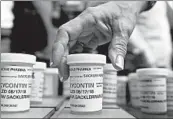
[108,34,128,71]
[108,17,135,71]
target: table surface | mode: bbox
[51,100,135,119]
[51,108,135,118]
[30,96,66,110]
[1,108,55,118]
[122,106,173,119]
[2,97,172,119]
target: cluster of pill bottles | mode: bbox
[127,68,173,115]
[66,53,173,115]
[3,53,172,116]
[1,53,60,112]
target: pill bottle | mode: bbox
[103,64,117,105]
[63,78,70,97]
[167,70,173,115]
[30,62,46,103]
[137,68,168,114]
[128,73,140,108]
[43,68,59,97]
[67,54,106,114]
[1,53,36,112]
[116,76,128,106]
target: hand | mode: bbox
[52,1,147,81]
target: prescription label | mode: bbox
[167,80,173,110]
[69,65,103,112]
[1,65,33,111]
[140,77,167,113]
[31,71,44,102]
[103,74,117,103]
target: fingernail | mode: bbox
[59,72,69,82]
[58,72,64,82]
[60,76,69,82]
[50,63,57,68]
[50,62,53,67]
[60,77,64,82]
[114,55,124,71]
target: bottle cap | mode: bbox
[44,68,58,74]
[33,62,47,69]
[137,68,169,77]
[67,54,106,65]
[1,53,36,65]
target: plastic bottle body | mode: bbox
[128,73,140,108]
[103,65,117,105]
[167,71,173,115]
[1,53,36,112]
[67,54,106,114]
[31,69,45,103]
[117,76,128,106]
[137,68,168,114]
[43,68,59,97]
[69,64,104,114]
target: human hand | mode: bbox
[52,1,147,81]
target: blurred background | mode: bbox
[1,1,173,74]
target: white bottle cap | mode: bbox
[1,53,36,65]
[33,62,47,70]
[104,63,117,72]
[44,68,59,74]
[137,68,169,77]
[128,73,138,80]
[67,54,106,65]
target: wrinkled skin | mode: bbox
[52,1,146,81]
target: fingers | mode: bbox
[108,18,132,71]
[70,20,111,53]
[59,48,69,81]
[52,8,97,81]
[52,17,84,81]
[108,34,127,71]
[52,29,69,81]
[52,29,69,67]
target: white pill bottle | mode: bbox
[31,62,46,103]
[167,70,173,115]
[103,64,117,105]
[116,76,128,106]
[1,53,36,112]
[128,73,140,108]
[137,68,168,114]
[67,54,106,114]
[44,68,59,97]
